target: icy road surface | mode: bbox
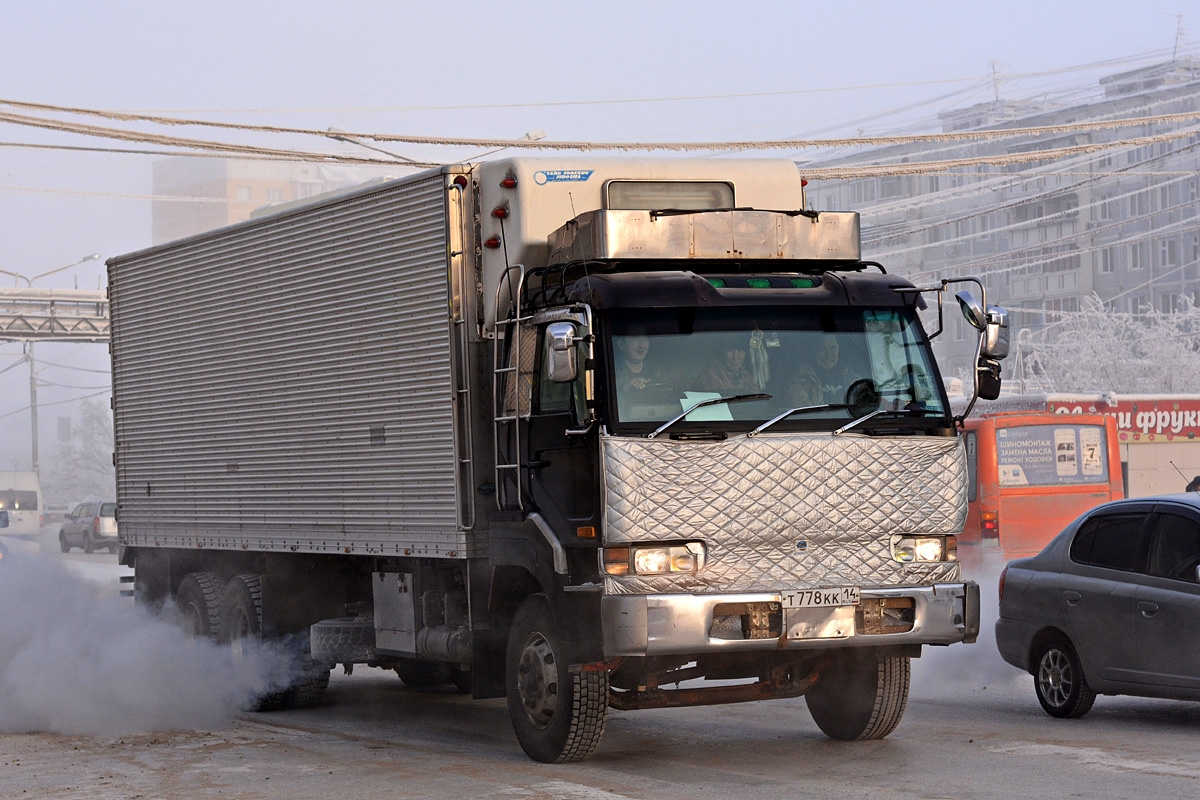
[2,550,1199,799]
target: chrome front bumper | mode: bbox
[601,582,979,657]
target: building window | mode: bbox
[1160,239,1178,267]
[1099,248,1115,274]
[1129,191,1148,217]
[266,188,283,202]
[1130,243,1146,270]
[236,186,251,202]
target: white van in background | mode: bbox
[0,471,43,539]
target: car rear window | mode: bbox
[0,490,39,510]
[100,503,117,517]
[1070,512,1147,571]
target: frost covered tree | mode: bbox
[41,397,116,508]
[1015,295,1200,394]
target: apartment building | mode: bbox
[807,59,1200,383]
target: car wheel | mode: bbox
[59,531,71,553]
[1034,637,1096,718]
[506,594,608,763]
[83,531,94,554]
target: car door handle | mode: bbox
[1138,601,1159,617]
[1063,590,1082,606]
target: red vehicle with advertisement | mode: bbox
[960,411,1123,571]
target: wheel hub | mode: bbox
[516,631,558,730]
[1038,648,1071,707]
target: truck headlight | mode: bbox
[892,535,957,562]
[603,542,706,576]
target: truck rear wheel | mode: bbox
[175,571,223,640]
[218,574,330,711]
[805,650,910,741]
[505,594,607,763]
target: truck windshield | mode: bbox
[606,306,947,433]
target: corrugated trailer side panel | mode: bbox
[109,174,471,556]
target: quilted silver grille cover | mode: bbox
[601,432,966,595]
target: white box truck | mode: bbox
[108,157,1008,762]
[0,470,43,539]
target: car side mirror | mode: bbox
[546,322,579,383]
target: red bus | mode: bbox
[961,411,1123,571]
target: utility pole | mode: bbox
[28,341,39,474]
[0,253,102,477]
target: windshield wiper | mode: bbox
[747,404,848,437]
[647,393,771,439]
[833,407,944,436]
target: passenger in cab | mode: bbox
[700,336,760,394]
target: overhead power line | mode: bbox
[2,99,1199,153]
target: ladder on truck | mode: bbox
[492,265,531,510]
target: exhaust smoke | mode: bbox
[910,564,1026,697]
[0,549,300,735]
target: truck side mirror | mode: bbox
[981,306,1009,360]
[546,322,579,383]
[956,291,987,331]
[976,357,1002,401]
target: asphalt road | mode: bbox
[2,551,1199,799]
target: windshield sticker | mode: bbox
[534,169,594,185]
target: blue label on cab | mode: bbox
[534,169,594,185]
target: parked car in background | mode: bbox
[996,494,1200,718]
[59,500,119,554]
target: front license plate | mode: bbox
[781,587,860,608]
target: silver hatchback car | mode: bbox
[996,494,1200,717]
[59,500,119,554]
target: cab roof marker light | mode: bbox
[746,278,771,288]
[707,278,727,288]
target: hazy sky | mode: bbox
[0,0,1194,471]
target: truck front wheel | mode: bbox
[505,594,607,763]
[805,650,910,740]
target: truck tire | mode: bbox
[805,651,910,741]
[219,574,289,711]
[218,574,330,711]
[1034,637,1096,719]
[176,571,223,640]
[310,617,375,664]
[505,594,607,763]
